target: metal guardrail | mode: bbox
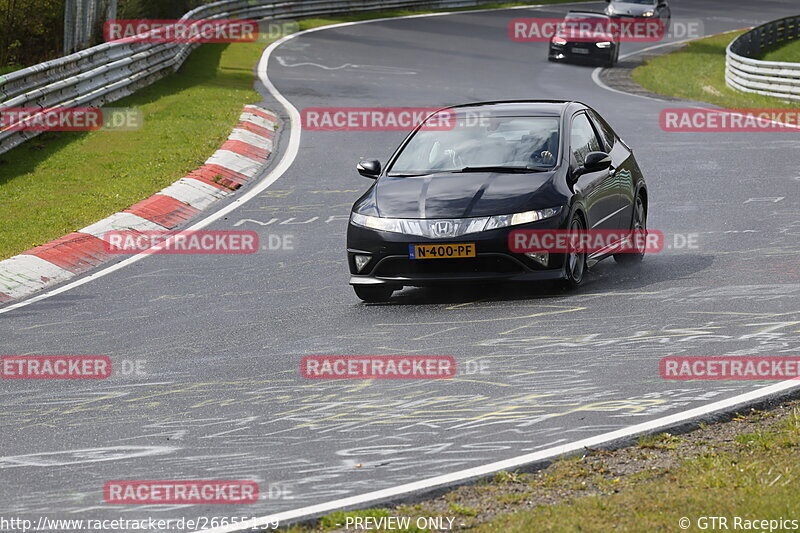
[725,15,800,101]
[0,0,496,155]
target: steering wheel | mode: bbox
[444,149,464,168]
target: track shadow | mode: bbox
[371,252,715,306]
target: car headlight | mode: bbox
[350,213,426,236]
[484,207,562,231]
[596,41,612,48]
[350,207,562,237]
[642,10,655,17]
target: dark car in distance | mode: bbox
[548,11,620,67]
[346,101,649,302]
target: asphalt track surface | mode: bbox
[1,0,800,528]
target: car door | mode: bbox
[570,112,623,231]
[588,109,635,230]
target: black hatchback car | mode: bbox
[346,101,649,302]
[548,11,620,67]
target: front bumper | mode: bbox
[347,217,568,287]
[549,42,615,64]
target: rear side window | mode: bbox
[588,111,617,152]
[570,113,601,167]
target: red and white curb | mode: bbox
[0,105,278,304]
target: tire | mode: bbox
[353,285,395,303]
[605,46,619,68]
[561,214,587,289]
[615,194,647,265]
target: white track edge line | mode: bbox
[591,37,699,101]
[201,379,800,532]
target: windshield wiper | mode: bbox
[449,166,548,174]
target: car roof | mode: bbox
[439,100,585,117]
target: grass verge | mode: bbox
[0,0,589,261]
[759,39,800,62]
[631,30,799,109]
[0,42,265,258]
[289,401,800,532]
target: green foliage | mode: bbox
[0,0,63,66]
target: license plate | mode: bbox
[572,47,589,54]
[409,243,476,260]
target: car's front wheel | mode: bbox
[562,214,587,288]
[604,46,620,68]
[353,285,395,303]
[615,195,647,264]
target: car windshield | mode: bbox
[614,0,655,4]
[388,115,560,176]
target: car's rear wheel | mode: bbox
[353,285,395,303]
[562,214,587,288]
[615,195,647,264]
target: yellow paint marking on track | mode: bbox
[379,307,587,327]
[257,190,293,198]
[580,291,661,297]
[498,308,588,335]
[296,412,357,427]
[446,299,489,310]
[690,310,800,318]
[741,321,800,337]
[344,380,374,393]
[371,346,432,354]
[551,399,666,417]
[446,378,512,387]
[411,327,462,341]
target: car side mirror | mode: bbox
[357,159,381,179]
[571,151,612,183]
[584,151,612,172]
